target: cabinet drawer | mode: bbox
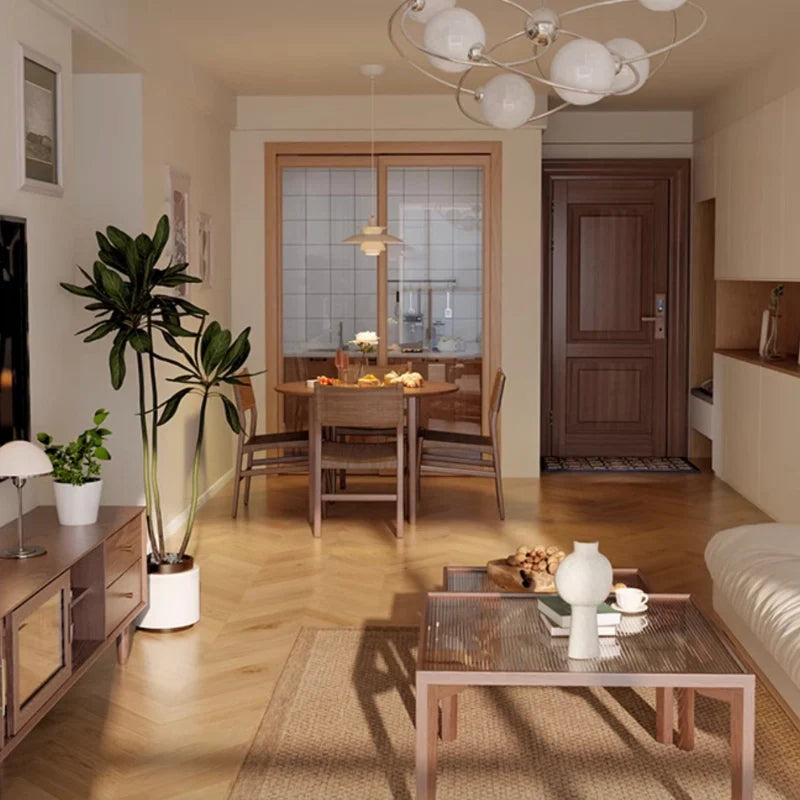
[105,561,142,637]
[105,517,142,587]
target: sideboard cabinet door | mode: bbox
[8,572,71,735]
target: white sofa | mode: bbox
[705,523,800,718]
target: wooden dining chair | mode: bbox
[231,374,309,518]
[417,368,507,519]
[312,384,405,539]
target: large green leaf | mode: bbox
[216,327,251,378]
[96,264,128,308]
[96,232,129,274]
[109,331,129,390]
[201,323,231,375]
[157,388,193,426]
[83,320,117,343]
[151,215,170,263]
[61,282,100,299]
[128,329,152,354]
[105,225,134,253]
[94,446,111,461]
[220,394,242,434]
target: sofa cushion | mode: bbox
[705,523,800,686]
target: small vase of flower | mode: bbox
[349,331,379,378]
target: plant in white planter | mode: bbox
[61,216,253,630]
[37,410,111,525]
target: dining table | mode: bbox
[274,380,459,525]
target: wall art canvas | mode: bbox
[167,169,191,296]
[19,47,62,194]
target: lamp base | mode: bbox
[0,545,47,559]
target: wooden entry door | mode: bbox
[543,161,690,457]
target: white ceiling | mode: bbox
[138,0,800,109]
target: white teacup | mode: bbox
[616,587,648,612]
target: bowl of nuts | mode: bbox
[486,545,567,593]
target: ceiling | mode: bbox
[139,0,800,109]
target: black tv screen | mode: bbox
[0,216,31,445]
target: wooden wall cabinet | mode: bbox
[714,353,800,522]
[0,507,146,762]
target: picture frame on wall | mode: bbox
[18,45,63,196]
[198,212,212,287]
[167,168,191,296]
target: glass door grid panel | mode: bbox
[282,167,377,357]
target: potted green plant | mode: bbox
[61,216,251,629]
[37,410,111,525]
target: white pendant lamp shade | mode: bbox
[410,0,456,24]
[0,440,53,478]
[606,38,650,95]
[639,0,687,10]
[343,217,403,256]
[424,8,486,73]
[551,39,617,106]
[480,73,536,129]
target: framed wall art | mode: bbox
[18,45,63,195]
[198,212,212,287]
[167,168,191,296]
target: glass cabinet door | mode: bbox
[9,572,71,734]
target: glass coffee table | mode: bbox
[416,582,755,800]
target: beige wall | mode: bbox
[231,95,543,477]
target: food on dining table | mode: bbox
[505,545,566,587]
[383,370,424,388]
[357,374,381,387]
[315,375,335,386]
[612,582,628,592]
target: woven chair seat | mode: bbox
[321,441,398,470]
[247,431,309,449]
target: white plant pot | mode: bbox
[54,479,103,526]
[138,564,200,630]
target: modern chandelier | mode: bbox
[389,0,707,128]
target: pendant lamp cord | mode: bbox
[370,75,376,218]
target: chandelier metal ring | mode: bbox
[389,0,707,128]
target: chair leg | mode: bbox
[396,435,404,539]
[492,444,505,520]
[243,451,254,506]
[231,443,244,519]
[313,465,322,539]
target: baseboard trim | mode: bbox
[164,468,234,547]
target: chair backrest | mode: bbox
[314,385,404,430]
[488,368,507,430]
[233,373,257,437]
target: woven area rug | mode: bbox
[542,456,700,473]
[230,627,800,800]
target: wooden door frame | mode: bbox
[265,141,502,434]
[541,159,691,457]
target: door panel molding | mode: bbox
[542,159,690,457]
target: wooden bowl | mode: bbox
[486,559,557,594]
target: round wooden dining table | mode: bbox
[274,380,459,525]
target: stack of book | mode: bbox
[537,596,622,637]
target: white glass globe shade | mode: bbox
[424,7,486,74]
[411,0,456,25]
[606,38,650,95]
[638,0,687,9]
[0,441,53,478]
[480,74,536,129]
[550,39,617,106]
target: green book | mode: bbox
[537,595,621,628]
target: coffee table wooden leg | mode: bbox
[408,397,418,525]
[116,626,131,665]
[656,687,674,744]
[439,687,464,742]
[677,688,695,751]
[730,682,755,800]
[416,679,439,800]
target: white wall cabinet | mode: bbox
[714,353,800,522]
[713,93,800,282]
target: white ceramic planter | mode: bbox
[54,479,103,526]
[138,564,200,630]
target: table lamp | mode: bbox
[0,440,53,558]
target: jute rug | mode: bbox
[230,628,800,799]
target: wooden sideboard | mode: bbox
[0,506,147,761]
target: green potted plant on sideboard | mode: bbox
[61,215,252,629]
[37,409,111,525]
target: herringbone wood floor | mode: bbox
[0,468,770,799]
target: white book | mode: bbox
[539,612,618,638]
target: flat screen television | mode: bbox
[0,216,31,445]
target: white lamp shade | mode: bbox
[606,38,650,95]
[424,7,486,74]
[0,441,53,478]
[638,0,686,10]
[551,38,617,106]
[411,0,456,25]
[480,73,536,129]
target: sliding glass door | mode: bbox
[271,148,497,435]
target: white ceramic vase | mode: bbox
[554,541,612,660]
[53,479,103,526]
[138,563,200,630]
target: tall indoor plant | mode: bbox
[62,216,252,627]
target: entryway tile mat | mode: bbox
[541,456,700,473]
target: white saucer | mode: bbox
[611,601,648,616]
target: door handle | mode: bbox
[641,316,657,322]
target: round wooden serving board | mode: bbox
[486,559,557,594]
